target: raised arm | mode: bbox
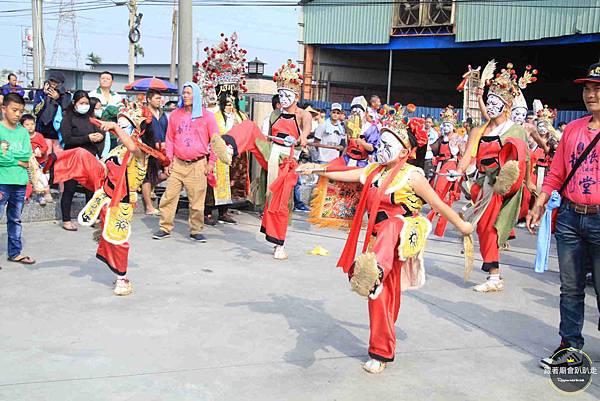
[297,162,364,183]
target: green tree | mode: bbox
[134,44,144,63]
[86,52,102,66]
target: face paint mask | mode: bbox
[440,122,454,135]
[278,89,295,109]
[537,121,549,135]
[510,107,527,125]
[376,131,404,164]
[486,94,505,119]
[76,104,90,115]
[94,109,103,119]
[118,117,134,136]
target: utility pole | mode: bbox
[195,37,201,62]
[31,0,44,88]
[169,5,177,84]
[128,0,137,83]
[178,0,193,89]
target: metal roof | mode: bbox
[303,0,393,44]
[455,0,600,43]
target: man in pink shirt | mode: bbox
[528,62,600,369]
[153,82,219,242]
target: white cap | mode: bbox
[350,96,367,111]
[331,103,343,111]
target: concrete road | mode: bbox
[1,212,599,401]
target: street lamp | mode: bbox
[247,57,265,78]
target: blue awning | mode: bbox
[322,33,600,51]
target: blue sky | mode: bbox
[0,1,299,80]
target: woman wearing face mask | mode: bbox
[298,104,473,374]
[59,90,105,231]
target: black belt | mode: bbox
[177,155,206,164]
[565,200,600,214]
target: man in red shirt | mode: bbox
[153,82,219,242]
[528,62,600,368]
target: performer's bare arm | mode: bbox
[525,123,550,153]
[356,138,374,152]
[297,162,364,183]
[100,121,144,160]
[456,126,479,173]
[476,88,489,122]
[410,172,473,235]
[299,109,312,147]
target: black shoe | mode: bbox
[190,233,207,242]
[218,214,237,224]
[204,216,217,226]
[152,230,171,240]
[539,341,578,369]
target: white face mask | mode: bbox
[76,104,90,115]
[376,131,404,164]
[510,107,527,125]
[94,109,103,119]
[118,117,134,136]
[486,95,505,119]
[278,89,295,109]
[537,121,549,135]
[440,122,454,135]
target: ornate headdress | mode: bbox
[487,63,538,105]
[379,103,427,149]
[200,32,248,96]
[194,66,217,107]
[536,104,557,124]
[118,100,151,131]
[440,105,458,125]
[273,59,303,94]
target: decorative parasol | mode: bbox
[124,77,177,93]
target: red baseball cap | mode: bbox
[574,62,600,84]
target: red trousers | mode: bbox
[471,183,503,272]
[367,217,404,362]
[95,206,129,276]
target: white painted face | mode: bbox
[511,107,528,125]
[536,120,549,135]
[376,130,404,164]
[118,116,134,136]
[486,94,506,119]
[278,89,296,109]
[440,122,454,135]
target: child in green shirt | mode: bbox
[0,93,35,266]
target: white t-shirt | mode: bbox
[314,119,345,163]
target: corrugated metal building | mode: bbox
[300,0,600,113]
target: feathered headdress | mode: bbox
[440,105,458,125]
[536,104,557,124]
[118,100,152,131]
[379,103,427,149]
[487,63,538,105]
[200,32,248,94]
[479,59,496,89]
[193,66,217,106]
[273,59,303,94]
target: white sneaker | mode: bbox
[273,245,288,260]
[113,278,133,296]
[473,278,504,292]
[363,359,386,374]
[516,222,526,228]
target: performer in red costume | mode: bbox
[451,63,532,292]
[298,104,473,374]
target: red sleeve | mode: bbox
[541,123,570,195]
[37,134,49,156]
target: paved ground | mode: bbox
[1,210,599,401]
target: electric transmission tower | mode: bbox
[51,0,82,67]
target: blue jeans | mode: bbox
[293,179,307,209]
[555,203,600,349]
[0,184,26,259]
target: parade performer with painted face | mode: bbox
[199,33,249,224]
[427,105,465,236]
[298,104,473,374]
[46,102,169,295]
[451,63,532,293]
[343,96,380,167]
